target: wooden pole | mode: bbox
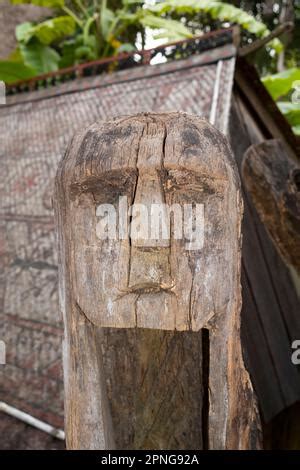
[55,112,261,449]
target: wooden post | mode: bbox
[54,112,261,449]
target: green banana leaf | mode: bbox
[16,17,76,46]
[20,42,61,74]
[16,22,34,42]
[147,0,282,52]
[277,101,300,129]
[262,68,300,101]
[0,61,36,84]
[140,11,192,40]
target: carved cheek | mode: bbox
[70,183,136,328]
[167,184,234,331]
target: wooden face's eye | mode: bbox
[69,169,138,206]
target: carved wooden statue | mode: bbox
[55,112,261,450]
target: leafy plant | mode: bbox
[1,0,193,82]
[0,0,284,84]
[277,102,300,134]
[147,0,282,52]
[262,68,300,135]
[262,68,300,101]
[16,17,76,45]
[0,61,36,83]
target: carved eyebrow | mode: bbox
[163,172,226,195]
[164,180,217,194]
[173,184,205,191]
[70,171,137,201]
[164,169,227,182]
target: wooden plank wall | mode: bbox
[230,91,300,430]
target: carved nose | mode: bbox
[129,170,172,288]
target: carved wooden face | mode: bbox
[66,113,241,330]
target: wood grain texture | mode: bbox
[243,139,300,273]
[55,112,261,449]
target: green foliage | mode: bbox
[2,0,299,138]
[0,0,287,85]
[20,42,61,74]
[0,61,36,83]
[1,5,72,79]
[139,12,192,40]
[100,1,116,40]
[262,68,300,136]
[277,102,300,135]
[31,17,75,45]
[147,0,282,52]
[118,43,136,53]
[262,68,300,101]
[16,17,76,45]
[16,22,34,42]
[11,0,65,7]
[0,0,197,83]
[59,34,98,66]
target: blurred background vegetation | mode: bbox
[0,0,299,133]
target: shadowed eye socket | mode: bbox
[69,169,137,205]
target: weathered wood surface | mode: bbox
[55,112,261,449]
[242,139,300,273]
[63,114,239,331]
